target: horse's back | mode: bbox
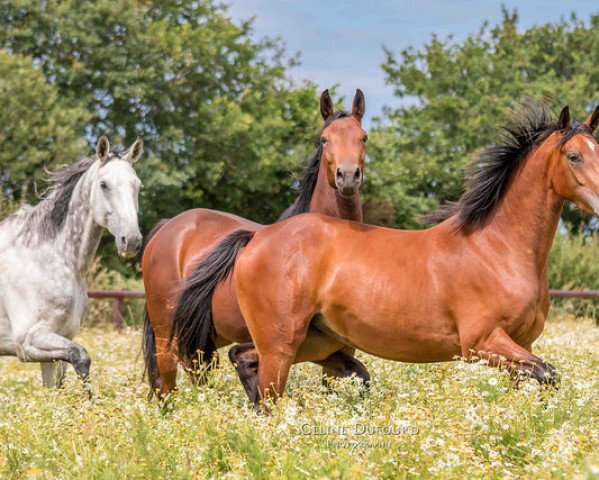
[142,208,262,280]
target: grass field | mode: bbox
[0,315,598,479]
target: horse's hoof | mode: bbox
[68,345,91,380]
[531,361,559,389]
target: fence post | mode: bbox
[111,298,124,331]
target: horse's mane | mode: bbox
[421,99,592,229]
[6,152,120,243]
[278,111,351,221]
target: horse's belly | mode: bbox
[318,303,460,363]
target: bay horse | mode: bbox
[142,89,370,396]
[0,136,144,388]
[201,101,598,406]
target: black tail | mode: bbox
[170,229,255,368]
[141,218,170,398]
[142,306,160,398]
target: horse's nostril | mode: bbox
[354,168,361,180]
[120,236,126,245]
[336,167,343,180]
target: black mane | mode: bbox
[421,100,592,229]
[278,111,350,220]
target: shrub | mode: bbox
[548,232,599,319]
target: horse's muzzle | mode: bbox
[335,166,362,198]
[117,233,143,257]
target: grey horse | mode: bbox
[0,136,143,387]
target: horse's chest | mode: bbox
[500,286,545,344]
[2,246,86,319]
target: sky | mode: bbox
[227,0,598,128]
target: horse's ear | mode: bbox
[584,104,599,133]
[320,89,334,121]
[96,135,110,163]
[352,89,365,122]
[557,106,571,130]
[126,137,144,164]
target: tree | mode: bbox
[0,50,87,200]
[0,0,319,229]
[367,9,599,228]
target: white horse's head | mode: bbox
[91,136,143,257]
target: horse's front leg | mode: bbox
[18,325,91,385]
[41,361,66,388]
[461,327,558,387]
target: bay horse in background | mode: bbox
[142,89,370,396]
[0,136,144,388]
[201,100,598,407]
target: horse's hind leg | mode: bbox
[321,345,365,383]
[41,361,66,388]
[154,336,178,396]
[293,327,370,391]
[317,350,371,391]
[232,331,307,408]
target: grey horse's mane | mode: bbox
[4,152,120,243]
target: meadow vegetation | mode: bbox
[1,3,599,478]
[0,316,597,479]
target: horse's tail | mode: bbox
[141,218,169,398]
[142,306,160,398]
[170,229,255,368]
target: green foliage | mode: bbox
[549,233,599,290]
[0,50,87,198]
[368,9,599,228]
[0,0,319,229]
[548,232,599,318]
[0,192,19,220]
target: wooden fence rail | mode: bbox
[548,289,599,299]
[88,289,599,330]
[87,290,145,330]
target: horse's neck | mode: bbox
[480,146,563,275]
[56,164,104,278]
[309,160,363,221]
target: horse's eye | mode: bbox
[362,134,369,143]
[100,181,109,190]
[568,153,582,164]
[320,137,327,145]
